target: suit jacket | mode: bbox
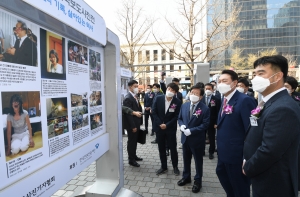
[13,37,37,66]
[122,92,142,131]
[243,90,300,197]
[144,92,155,108]
[160,81,183,103]
[217,90,256,164]
[178,101,210,148]
[200,94,220,126]
[213,90,221,100]
[151,95,181,133]
[246,91,254,97]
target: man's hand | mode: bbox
[214,124,217,129]
[133,111,142,118]
[132,128,137,132]
[180,125,186,132]
[29,137,35,147]
[6,145,11,156]
[183,129,191,136]
[145,107,150,110]
[159,124,167,130]
[6,47,16,55]
[242,159,246,175]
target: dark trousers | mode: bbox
[157,130,178,169]
[182,139,205,183]
[127,128,139,161]
[216,160,250,197]
[207,124,216,154]
[144,109,153,131]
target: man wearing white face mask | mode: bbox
[150,83,163,142]
[200,83,220,159]
[216,70,256,197]
[151,83,182,176]
[123,80,143,167]
[237,78,254,97]
[243,55,300,197]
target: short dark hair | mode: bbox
[221,70,238,81]
[238,78,250,87]
[172,78,180,82]
[147,85,153,88]
[285,76,298,90]
[167,83,179,93]
[204,83,214,89]
[128,80,138,87]
[195,82,204,88]
[210,80,216,83]
[9,94,24,116]
[152,83,160,89]
[17,20,28,33]
[49,49,59,63]
[191,85,204,96]
[253,55,288,80]
[13,27,16,31]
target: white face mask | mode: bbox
[146,89,150,93]
[166,91,174,97]
[205,90,213,96]
[153,88,158,93]
[217,83,232,94]
[133,87,139,94]
[236,87,245,93]
[286,89,292,94]
[190,94,199,103]
[251,72,279,93]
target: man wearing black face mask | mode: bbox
[243,55,300,197]
[216,70,256,197]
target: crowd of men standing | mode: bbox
[122,55,300,196]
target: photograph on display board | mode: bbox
[46,97,69,139]
[0,10,38,66]
[71,93,89,130]
[90,112,102,130]
[1,92,42,161]
[68,40,88,65]
[89,91,101,106]
[89,49,101,81]
[40,28,66,80]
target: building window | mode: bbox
[161,49,166,60]
[153,50,158,61]
[146,77,150,84]
[146,50,150,61]
[170,49,174,60]
[139,78,142,85]
[154,66,158,72]
[170,64,174,72]
[138,51,142,63]
[179,66,181,72]
[162,65,166,71]
[146,66,150,73]
[154,77,158,83]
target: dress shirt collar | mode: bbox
[190,100,200,107]
[224,89,237,103]
[129,91,136,98]
[262,87,286,103]
[19,35,27,47]
[165,96,173,113]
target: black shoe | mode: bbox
[177,178,191,186]
[135,156,143,161]
[156,168,168,175]
[192,181,202,193]
[173,167,180,176]
[151,140,157,144]
[150,132,154,136]
[166,150,169,156]
[209,153,214,159]
[129,161,140,167]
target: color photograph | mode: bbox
[89,91,101,106]
[89,49,101,81]
[71,93,89,130]
[68,40,88,65]
[90,112,102,130]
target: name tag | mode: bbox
[250,117,258,126]
[169,108,175,112]
[149,95,153,98]
[211,103,215,107]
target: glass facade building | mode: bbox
[211,0,300,68]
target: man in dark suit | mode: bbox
[216,70,256,197]
[243,55,300,197]
[201,83,220,159]
[6,20,37,66]
[210,81,221,99]
[237,78,255,97]
[150,83,164,142]
[144,85,155,134]
[152,83,181,176]
[123,80,143,167]
[177,85,210,193]
[160,75,183,104]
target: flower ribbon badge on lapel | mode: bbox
[193,108,202,118]
[170,104,177,109]
[223,105,233,114]
[250,106,263,119]
[210,100,215,106]
[294,96,300,101]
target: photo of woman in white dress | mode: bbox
[47,49,63,74]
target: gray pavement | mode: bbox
[52,124,226,197]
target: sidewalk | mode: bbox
[52,124,226,197]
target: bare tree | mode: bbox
[117,0,153,75]
[153,0,241,85]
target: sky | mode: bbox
[84,0,182,44]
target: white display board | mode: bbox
[0,6,108,196]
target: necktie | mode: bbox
[206,97,209,106]
[190,104,195,118]
[221,98,227,116]
[134,96,139,105]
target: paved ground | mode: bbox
[52,123,226,197]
